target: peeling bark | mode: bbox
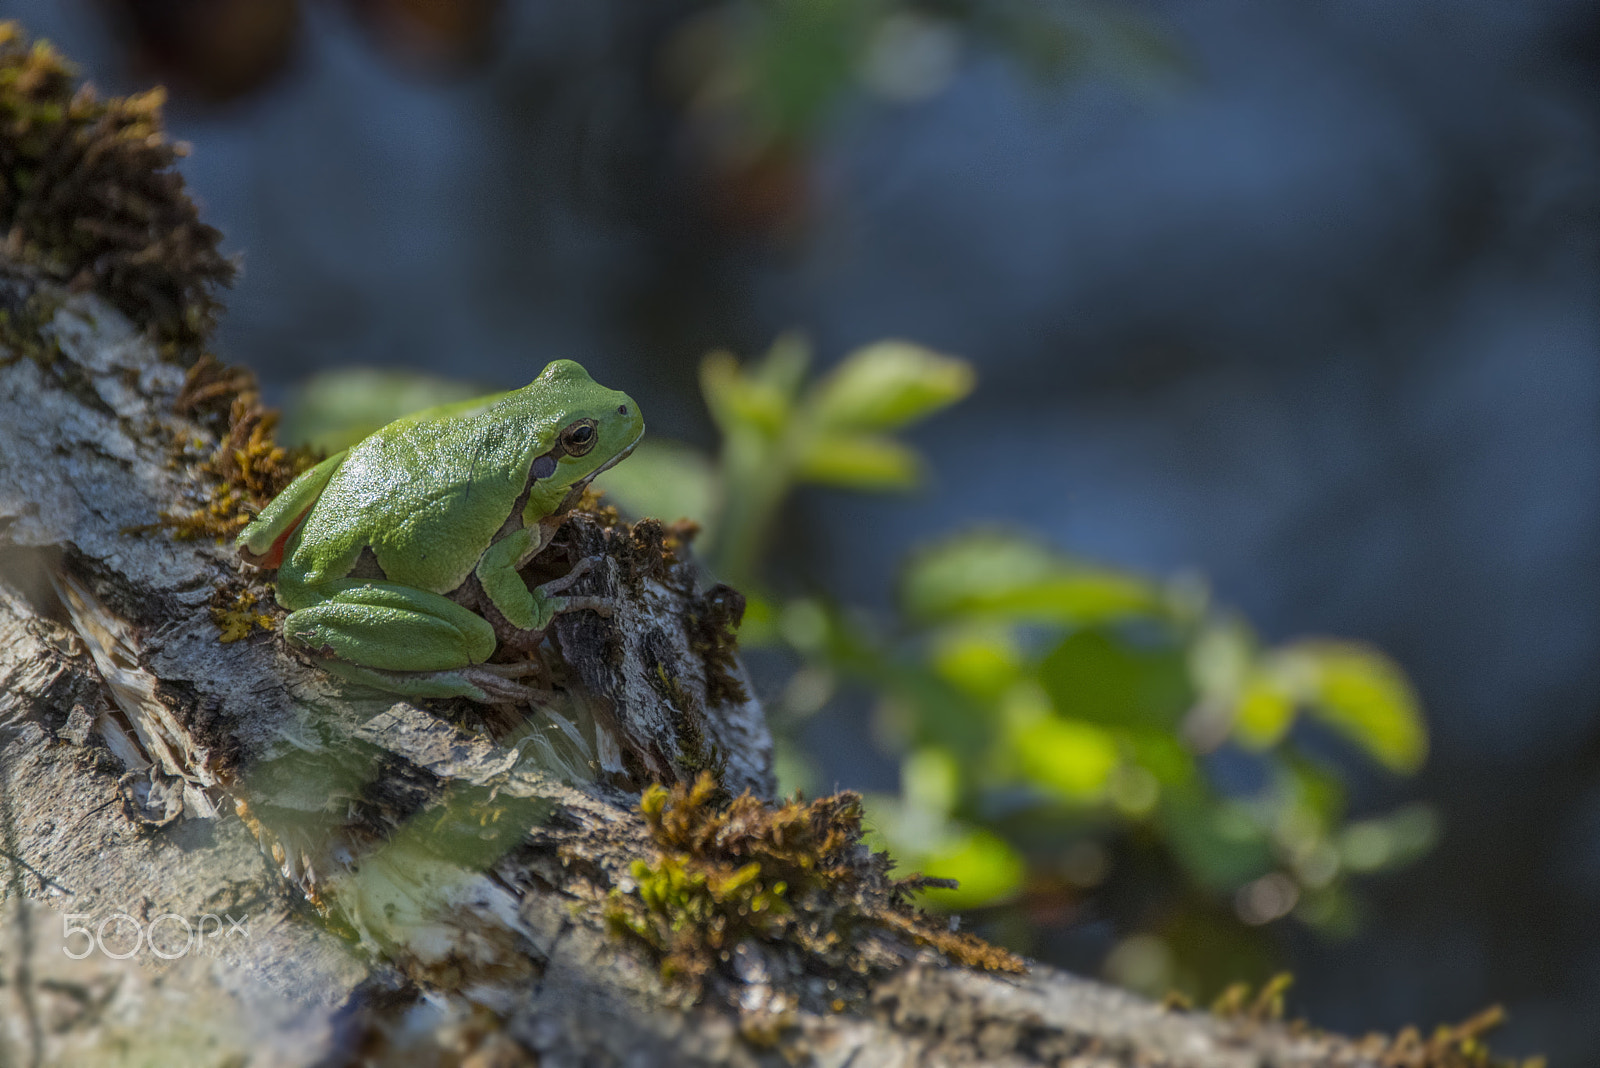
[1,265,1406,1067]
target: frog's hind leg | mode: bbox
[283,581,496,670]
[282,581,522,701]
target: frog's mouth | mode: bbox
[557,429,643,514]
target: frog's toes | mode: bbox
[555,595,612,619]
[456,666,545,705]
[475,660,546,679]
[535,555,605,597]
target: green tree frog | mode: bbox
[236,359,643,702]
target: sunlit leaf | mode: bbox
[593,438,716,527]
[700,348,793,437]
[1187,617,1253,700]
[280,368,488,452]
[796,432,921,488]
[909,827,1027,911]
[931,625,1022,704]
[1232,674,1296,749]
[901,746,960,816]
[736,594,780,647]
[778,598,831,654]
[1282,642,1427,774]
[864,796,1025,911]
[1011,716,1119,802]
[809,340,975,431]
[901,531,1163,625]
[1038,629,1191,731]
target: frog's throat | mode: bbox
[555,432,641,514]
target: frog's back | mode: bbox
[285,397,551,595]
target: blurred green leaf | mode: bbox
[735,593,780,647]
[1038,628,1191,731]
[724,0,881,143]
[1233,674,1296,750]
[1338,803,1438,873]
[809,340,975,432]
[1010,715,1120,803]
[884,668,993,756]
[701,347,795,437]
[902,746,961,816]
[1124,727,1198,788]
[1294,883,1362,937]
[1281,757,1347,830]
[674,328,1436,987]
[796,432,922,488]
[752,331,814,397]
[1281,642,1428,773]
[1187,616,1253,700]
[280,368,488,453]
[901,531,1164,625]
[931,625,1023,704]
[1161,791,1274,892]
[593,438,717,527]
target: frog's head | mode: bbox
[527,359,645,516]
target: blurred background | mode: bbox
[10,0,1597,1061]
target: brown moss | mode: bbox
[153,356,319,541]
[646,650,715,775]
[173,351,256,427]
[686,582,749,707]
[0,22,233,356]
[616,517,679,584]
[1363,1006,1544,1068]
[1203,976,1543,1068]
[1211,971,1293,1022]
[0,281,62,366]
[572,485,620,526]
[605,773,1024,1005]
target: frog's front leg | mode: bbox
[475,529,609,634]
[282,581,530,702]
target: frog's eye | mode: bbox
[560,420,599,457]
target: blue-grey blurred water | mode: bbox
[11,0,1598,1060]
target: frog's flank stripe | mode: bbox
[240,505,312,569]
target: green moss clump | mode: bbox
[605,773,1024,1003]
[0,21,233,356]
[209,583,276,643]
